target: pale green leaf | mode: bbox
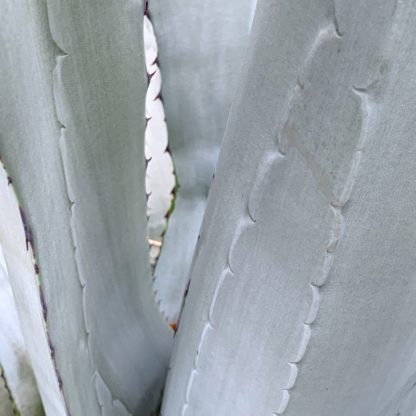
[161,0,416,415]
[0,246,44,416]
[0,1,172,414]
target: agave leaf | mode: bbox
[0,163,59,416]
[0,245,44,416]
[0,1,172,415]
[162,0,416,415]
[144,15,175,260]
[149,0,255,325]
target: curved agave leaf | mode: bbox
[149,0,255,325]
[0,162,61,416]
[0,1,172,414]
[143,14,176,268]
[162,0,416,415]
[0,245,44,416]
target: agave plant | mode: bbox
[1,0,416,415]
